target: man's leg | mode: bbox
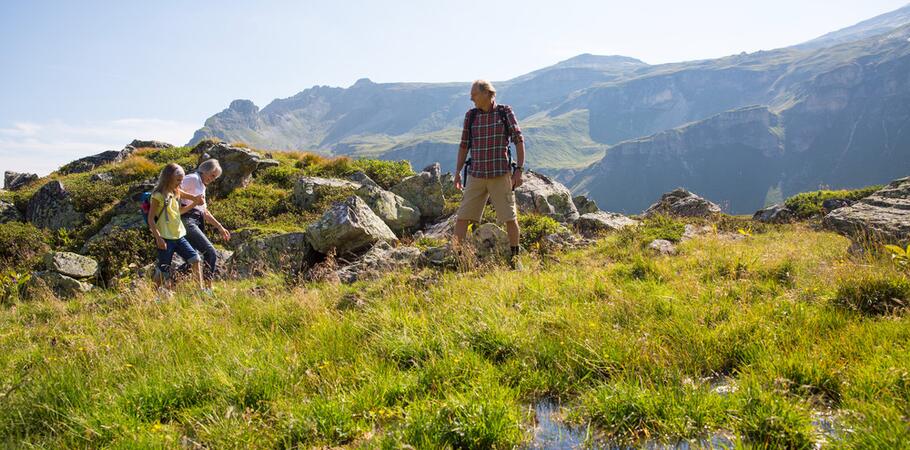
[184,216,217,287]
[488,174,522,268]
[504,219,520,247]
[453,176,488,247]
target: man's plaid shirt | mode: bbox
[460,103,523,178]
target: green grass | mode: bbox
[2,224,909,447]
[783,185,882,219]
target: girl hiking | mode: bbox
[147,163,205,292]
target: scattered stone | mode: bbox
[576,211,638,237]
[194,141,281,197]
[355,184,421,233]
[682,224,714,241]
[291,176,360,211]
[391,163,445,221]
[823,176,910,245]
[753,204,795,223]
[573,195,599,215]
[306,196,398,255]
[514,171,580,223]
[440,172,459,197]
[4,171,37,191]
[471,223,510,259]
[29,271,93,298]
[335,241,422,283]
[822,198,852,213]
[89,172,114,183]
[229,232,312,278]
[0,200,23,224]
[26,180,85,230]
[643,188,721,218]
[44,252,98,279]
[648,239,677,256]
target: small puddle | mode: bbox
[526,400,736,449]
[526,400,588,449]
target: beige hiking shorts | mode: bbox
[456,173,518,223]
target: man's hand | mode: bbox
[191,194,204,206]
[511,170,523,190]
[454,172,463,191]
[219,226,231,242]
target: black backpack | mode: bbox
[463,105,518,186]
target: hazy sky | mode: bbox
[1,0,908,174]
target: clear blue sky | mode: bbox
[1,0,907,174]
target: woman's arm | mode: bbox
[148,198,166,249]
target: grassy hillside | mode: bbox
[2,220,909,448]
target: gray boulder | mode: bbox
[81,214,148,251]
[573,195,599,215]
[291,176,360,211]
[823,177,910,245]
[229,232,311,278]
[306,196,398,255]
[349,171,381,189]
[416,215,457,240]
[471,223,510,259]
[335,241,422,283]
[753,204,795,223]
[420,245,457,268]
[4,171,37,191]
[30,271,93,298]
[0,200,23,223]
[355,184,421,233]
[648,239,677,256]
[44,252,98,279]
[643,188,721,218]
[129,139,173,149]
[194,141,280,197]
[515,171,579,223]
[59,145,137,174]
[26,181,85,230]
[391,164,445,221]
[576,211,638,237]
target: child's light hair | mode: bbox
[153,163,185,195]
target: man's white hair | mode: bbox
[198,159,222,176]
[472,79,496,96]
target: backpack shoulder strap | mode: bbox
[496,104,513,138]
[467,108,479,149]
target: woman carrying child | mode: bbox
[147,163,205,292]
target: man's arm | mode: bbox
[204,208,231,241]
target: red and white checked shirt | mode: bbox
[459,103,523,178]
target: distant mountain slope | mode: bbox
[571,25,910,214]
[796,4,910,50]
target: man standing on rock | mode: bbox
[453,80,525,269]
[180,159,231,293]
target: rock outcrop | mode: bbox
[44,252,98,279]
[753,204,794,223]
[391,163,445,221]
[59,145,138,175]
[129,139,173,149]
[229,232,312,278]
[573,195,599,215]
[194,141,281,197]
[471,223,510,259]
[823,177,910,245]
[335,241,421,283]
[4,171,37,191]
[515,171,579,223]
[26,181,85,230]
[290,176,360,211]
[0,200,23,223]
[29,271,93,298]
[306,196,398,255]
[643,188,721,218]
[355,184,421,233]
[576,211,638,237]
